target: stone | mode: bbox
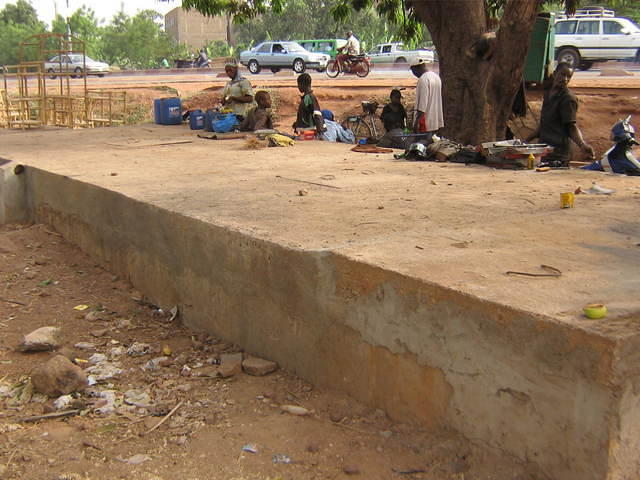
[281,404,310,416]
[90,328,108,338]
[343,465,360,475]
[18,326,61,352]
[219,353,243,377]
[31,355,87,397]
[74,342,95,351]
[306,442,320,453]
[84,310,109,322]
[242,356,278,376]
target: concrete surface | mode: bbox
[1,124,640,479]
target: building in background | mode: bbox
[164,7,232,50]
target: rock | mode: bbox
[379,430,393,439]
[58,347,77,362]
[306,442,320,453]
[242,356,278,376]
[90,328,108,338]
[281,404,310,416]
[330,411,345,423]
[31,355,87,397]
[193,366,219,378]
[74,342,95,351]
[343,465,361,475]
[18,326,61,352]
[84,310,109,322]
[219,353,243,377]
[127,342,150,356]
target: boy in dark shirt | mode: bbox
[292,73,325,135]
[526,62,594,167]
[380,89,407,132]
[239,90,274,131]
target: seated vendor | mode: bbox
[526,62,594,168]
[222,60,254,122]
[239,91,274,131]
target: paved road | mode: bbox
[3,63,639,89]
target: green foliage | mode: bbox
[51,7,103,58]
[100,9,181,69]
[0,0,46,66]
[229,0,428,53]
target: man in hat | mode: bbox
[222,59,254,121]
[526,62,594,168]
[410,59,443,134]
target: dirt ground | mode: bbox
[0,224,541,480]
[1,73,639,480]
[124,74,640,159]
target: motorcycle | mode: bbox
[582,116,640,176]
[325,55,371,78]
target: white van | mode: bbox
[555,7,640,70]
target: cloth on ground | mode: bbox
[267,134,295,147]
[351,144,393,154]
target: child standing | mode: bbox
[292,73,325,135]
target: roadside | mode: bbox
[0,224,539,480]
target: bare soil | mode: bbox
[0,224,538,480]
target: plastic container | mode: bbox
[204,109,219,131]
[189,109,205,130]
[154,98,182,125]
[302,130,315,140]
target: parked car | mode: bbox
[554,7,640,70]
[296,38,347,60]
[45,54,110,78]
[239,41,330,74]
[368,43,435,65]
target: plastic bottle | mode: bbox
[527,153,535,170]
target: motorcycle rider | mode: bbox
[336,31,360,72]
[195,48,209,68]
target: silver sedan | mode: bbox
[45,54,111,79]
[239,41,330,74]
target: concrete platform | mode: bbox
[1,125,640,479]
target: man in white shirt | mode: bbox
[411,59,444,134]
[336,31,360,71]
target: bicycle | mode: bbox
[345,100,384,142]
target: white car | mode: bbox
[368,43,435,65]
[45,54,111,78]
[555,7,640,70]
[239,41,330,74]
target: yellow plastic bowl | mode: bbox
[583,303,607,319]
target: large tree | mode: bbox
[176,0,579,144]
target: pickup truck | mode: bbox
[368,43,435,65]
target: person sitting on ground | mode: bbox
[320,109,355,143]
[239,91,274,132]
[222,59,254,122]
[336,30,360,71]
[381,89,407,132]
[292,73,325,135]
[377,89,408,148]
[526,62,594,168]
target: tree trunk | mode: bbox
[411,0,543,144]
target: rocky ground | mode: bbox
[0,224,542,480]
